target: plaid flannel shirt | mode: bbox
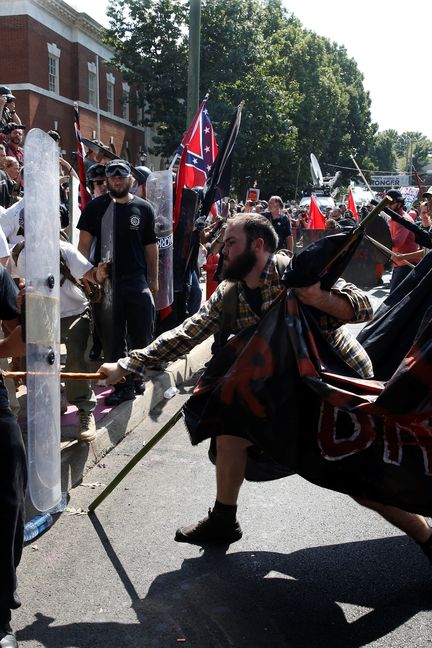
[120,255,373,378]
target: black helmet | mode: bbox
[133,165,151,186]
[87,163,106,181]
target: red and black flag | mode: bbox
[183,214,432,514]
[73,103,92,209]
[184,285,432,514]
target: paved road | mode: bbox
[14,384,432,647]
[14,280,432,647]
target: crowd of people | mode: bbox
[1,81,432,647]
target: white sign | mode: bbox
[371,175,410,188]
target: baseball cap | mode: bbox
[386,189,403,202]
[105,160,131,177]
[423,186,432,198]
[3,122,26,135]
[0,85,15,100]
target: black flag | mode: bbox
[200,102,243,219]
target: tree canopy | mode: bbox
[104,0,431,198]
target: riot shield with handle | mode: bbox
[99,199,116,361]
[24,129,61,512]
[146,170,173,310]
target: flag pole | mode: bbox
[88,407,183,512]
[350,154,375,195]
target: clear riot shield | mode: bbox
[99,200,116,361]
[67,175,80,247]
[24,129,61,512]
[146,171,173,310]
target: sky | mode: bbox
[66,0,432,141]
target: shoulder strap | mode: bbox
[219,281,238,346]
[60,249,82,289]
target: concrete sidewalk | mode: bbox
[15,338,212,503]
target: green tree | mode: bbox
[104,0,189,156]
[369,130,398,173]
[105,0,377,198]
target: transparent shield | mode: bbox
[24,129,61,512]
[99,200,115,360]
[146,171,173,310]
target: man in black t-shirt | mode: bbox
[0,266,26,648]
[78,160,158,405]
[263,196,293,253]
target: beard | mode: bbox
[221,245,257,281]
[107,180,131,198]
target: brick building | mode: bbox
[0,0,160,169]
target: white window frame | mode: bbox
[106,73,115,114]
[122,82,130,121]
[47,43,61,94]
[88,62,97,107]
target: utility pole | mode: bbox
[186,0,201,127]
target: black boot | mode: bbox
[175,506,242,545]
[104,384,135,406]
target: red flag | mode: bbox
[181,97,218,190]
[347,190,358,221]
[413,168,424,199]
[307,195,326,229]
[73,103,92,209]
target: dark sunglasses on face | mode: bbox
[105,165,131,178]
[94,179,105,185]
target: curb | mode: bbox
[59,338,212,492]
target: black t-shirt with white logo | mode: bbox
[77,194,157,277]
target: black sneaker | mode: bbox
[89,344,102,361]
[175,508,242,545]
[104,389,135,406]
[417,534,432,565]
[134,380,146,395]
[0,624,17,648]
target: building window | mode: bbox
[106,73,115,114]
[88,62,97,107]
[122,82,130,121]
[47,43,61,94]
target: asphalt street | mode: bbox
[14,393,432,646]
[13,279,432,647]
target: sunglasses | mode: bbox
[94,179,105,185]
[105,165,131,178]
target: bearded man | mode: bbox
[78,160,158,404]
[98,214,432,564]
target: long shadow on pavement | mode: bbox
[17,528,432,648]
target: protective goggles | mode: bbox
[105,163,131,178]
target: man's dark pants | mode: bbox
[0,409,27,626]
[97,274,155,392]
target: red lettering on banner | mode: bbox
[220,336,274,418]
[383,416,432,475]
[318,403,376,459]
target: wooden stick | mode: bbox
[2,370,109,380]
[365,234,415,268]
